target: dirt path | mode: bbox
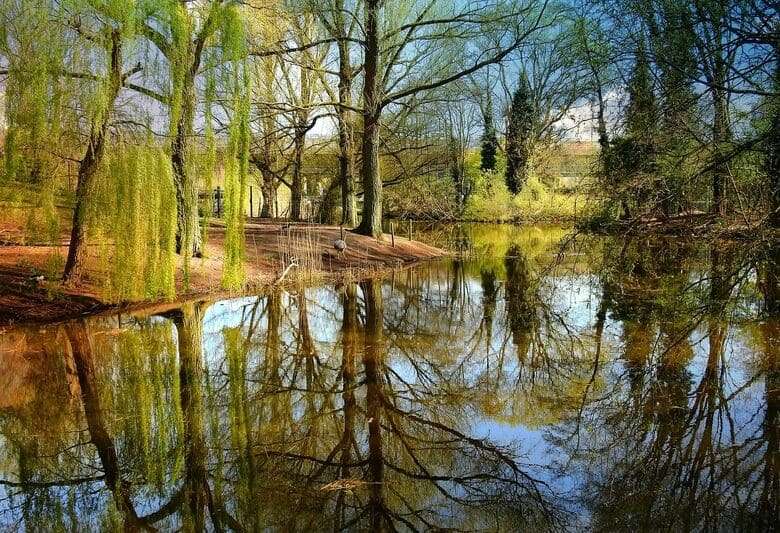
[0,220,446,326]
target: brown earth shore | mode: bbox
[0,219,446,326]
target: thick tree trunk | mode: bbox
[335,9,357,227]
[63,140,106,284]
[711,86,730,216]
[317,176,341,224]
[357,111,382,237]
[356,0,383,237]
[290,130,305,221]
[260,175,277,218]
[172,69,202,257]
[63,31,124,284]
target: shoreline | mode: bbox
[396,212,777,241]
[0,220,448,326]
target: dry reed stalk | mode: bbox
[277,226,323,281]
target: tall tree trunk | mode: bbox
[595,86,609,152]
[170,0,221,258]
[290,58,312,222]
[63,31,124,284]
[769,33,780,228]
[172,69,202,257]
[255,125,279,219]
[334,0,357,227]
[257,56,279,220]
[711,82,730,216]
[356,0,383,237]
[290,128,306,221]
[338,105,357,227]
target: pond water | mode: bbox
[0,224,777,531]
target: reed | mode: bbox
[277,226,323,282]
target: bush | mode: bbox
[465,169,585,222]
[464,170,513,221]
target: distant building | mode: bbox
[554,90,623,142]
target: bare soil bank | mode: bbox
[0,220,446,326]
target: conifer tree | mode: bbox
[505,72,534,194]
[607,39,658,218]
[656,2,697,137]
[644,1,698,215]
[625,40,657,145]
[480,92,499,172]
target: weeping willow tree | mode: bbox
[132,1,265,287]
[62,0,144,283]
[88,145,177,301]
[219,9,251,290]
[0,0,69,244]
[0,0,178,293]
[145,1,243,264]
[201,68,217,253]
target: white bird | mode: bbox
[333,227,347,255]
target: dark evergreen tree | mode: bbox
[480,92,499,172]
[644,1,699,215]
[626,40,657,144]
[601,40,659,221]
[657,2,697,136]
[505,72,534,194]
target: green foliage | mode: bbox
[480,93,499,172]
[201,68,217,252]
[466,170,514,221]
[464,147,586,222]
[625,40,657,142]
[600,136,656,212]
[654,1,697,135]
[505,73,534,194]
[222,61,251,290]
[165,1,190,137]
[89,146,177,301]
[212,1,253,277]
[0,1,70,244]
[511,173,584,220]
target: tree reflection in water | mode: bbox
[0,226,777,531]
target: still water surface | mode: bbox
[0,224,777,531]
